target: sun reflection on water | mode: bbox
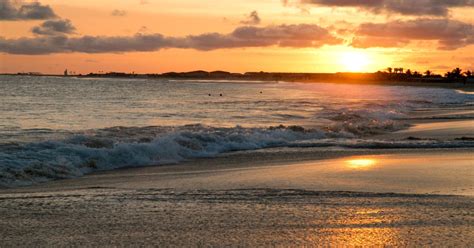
[346,158,377,169]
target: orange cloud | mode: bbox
[353,18,474,50]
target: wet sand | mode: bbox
[1,188,472,247]
[0,148,473,246]
[379,105,474,140]
[393,120,474,139]
[5,148,473,195]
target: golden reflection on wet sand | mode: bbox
[316,207,401,246]
[346,158,377,169]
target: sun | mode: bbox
[340,51,371,72]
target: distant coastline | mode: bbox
[3,70,474,89]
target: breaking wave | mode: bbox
[1,124,473,187]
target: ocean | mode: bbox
[1,75,473,187]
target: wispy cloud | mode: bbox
[240,11,261,25]
[298,0,474,16]
[111,9,127,17]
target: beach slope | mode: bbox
[1,148,473,246]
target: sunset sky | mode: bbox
[1,0,473,74]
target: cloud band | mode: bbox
[0,24,342,55]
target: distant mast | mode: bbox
[64,69,68,76]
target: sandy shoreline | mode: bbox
[3,147,473,195]
[1,147,473,246]
[1,111,473,246]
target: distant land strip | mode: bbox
[3,69,474,87]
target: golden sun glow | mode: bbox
[346,158,377,169]
[340,51,372,72]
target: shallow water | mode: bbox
[0,75,473,187]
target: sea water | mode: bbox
[1,75,473,187]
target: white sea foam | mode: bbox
[0,125,321,187]
[1,124,473,187]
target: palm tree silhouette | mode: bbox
[453,68,463,77]
[445,68,465,81]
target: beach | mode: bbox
[2,188,472,247]
[1,147,473,246]
[0,76,473,246]
[2,116,473,246]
